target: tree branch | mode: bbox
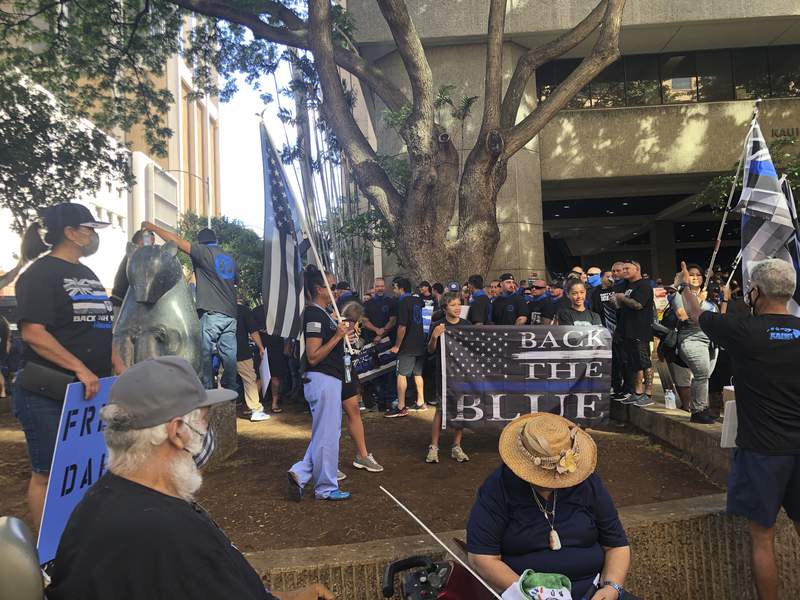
[502,0,625,157]
[499,0,608,129]
[479,0,506,135]
[169,0,409,112]
[307,0,403,226]
[375,0,434,155]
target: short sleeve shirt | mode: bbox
[303,304,344,380]
[557,307,603,327]
[190,242,237,317]
[362,294,397,342]
[396,294,426,356]
[528,296,555,325]
[467,291,491,325]
[617,279,654,341]
[467,466,628,599]
[15,255,113,377]
[428,317,470,399]
[48,473,277,600]
[699,312,800,454]
[491,293,530,325]
[235,304,259,361]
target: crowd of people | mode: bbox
[2,201,798,599]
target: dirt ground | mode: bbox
[0,405,722,553]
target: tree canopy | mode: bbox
[1,0,626,280]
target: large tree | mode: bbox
[0,0,625,280]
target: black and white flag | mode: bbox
[443,326,612,429]
[260,123,304,339]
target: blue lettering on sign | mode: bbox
[767,326,800,340]
[413,304,422,324]
[214,253,236,280]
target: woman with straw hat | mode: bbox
[466,413,631,600]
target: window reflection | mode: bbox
[734,48,770,100]
[661,54,697,103]
[697,50,733,102]
[592,60,625,107]
[768,46,800,98]
[625,55,661,106]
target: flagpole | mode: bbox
[703,99,761,293]
[260,114,353,353]
[725,250,742,288]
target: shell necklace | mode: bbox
[531,486,561,551]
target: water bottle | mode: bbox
[343,353,352,383]
[143,230,154,246]
[664,389,677,409]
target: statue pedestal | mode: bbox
[206,400,238,470]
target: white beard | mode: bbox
[169,451,203,502]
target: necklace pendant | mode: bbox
[549,529,562,551]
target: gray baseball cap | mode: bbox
[108,356,237,429]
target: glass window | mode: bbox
[624,55,661,106]
[536,62,557,103]
[696,50,733,102]
[660,54,697,103]
[733,48,770,100]
[769,45,800,98]
[555,59,592,109]
[591,60,625,107]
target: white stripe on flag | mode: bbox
[281,240,297,338]
[266,232,283,334]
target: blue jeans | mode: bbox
[290,372,342,499]
[200,311,238,392]
[12,375,63,474]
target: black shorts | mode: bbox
[727,448,800,528]
[341,377,360,401]
[262,334,289,379]
[622,338,652,371]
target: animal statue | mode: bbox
[113,242,202,373]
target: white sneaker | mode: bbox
[250,410,271,422]
[337,469,347,481]
[426,445,439,463]
[451,445,470,462]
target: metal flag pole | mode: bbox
[703,98,761,293]
[259,114,353,353]
[725,250,742,288]
[379,486,503,600]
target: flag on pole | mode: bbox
[780,177,800,314]
[734,120,800,316]
[260,122,305,338]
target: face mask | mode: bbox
[184,422,215,469]
[746,287,759,316]
[80,230,100,257]
[587,274,601,287]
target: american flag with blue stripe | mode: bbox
[734,120,800,316]
[260,123,304,338]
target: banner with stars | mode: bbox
[442,326,611,429]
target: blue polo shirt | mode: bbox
[466,465,628,599]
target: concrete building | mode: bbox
[0,53,222,296]
[347,0,800,280]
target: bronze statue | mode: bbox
[112,242,202,373]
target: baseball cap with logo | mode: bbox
[42,203,109,234]
[499,273,515,282]
[107,356,237,430]
[446,281,460,293]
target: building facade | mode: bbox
[0,53,222,296]
[348,0,800,280]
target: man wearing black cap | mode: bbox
[491,273,529,326]
[466,274,491,325]
[47,356,334,600]
[141,222,239,392]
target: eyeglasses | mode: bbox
[532,285,547,290]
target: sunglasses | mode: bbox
[532,285,547,290]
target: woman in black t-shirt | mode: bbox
[287,267,351,501]
[13,203,121,526]
[556,280,603,327]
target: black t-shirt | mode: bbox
[190,242,237,318]
[467,291,491,324]
[617,278,654,341]
[15,255,113,378]
[110,255,129,307]
[557,307,603,327]
[48,473,277,600]
[590,285,618,331]
[491,292,530,325]
[700,312,800,454]
[396,293,426,356]
[362,294,397,342]
[235,304,259,361]
[429,317,470,399]
[528,296,555,325]
[303,304,344,380]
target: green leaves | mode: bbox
[452,95,479,121]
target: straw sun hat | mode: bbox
[499,413,597,489]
